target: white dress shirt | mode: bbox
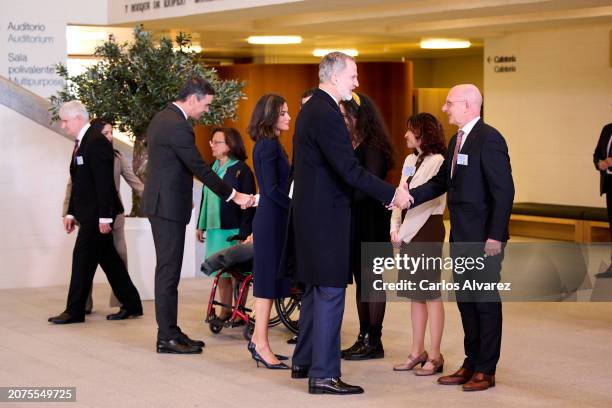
[391,153,446,243]
[458,116,481,151]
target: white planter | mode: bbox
[124,213,197,301]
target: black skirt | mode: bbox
[397,215,445,300]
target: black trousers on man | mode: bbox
[66,222,142,318]
[149,215,187,341]
[453,243,505,376]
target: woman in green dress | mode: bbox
[197,127,256,320]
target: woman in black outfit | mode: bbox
[340,92,395,360]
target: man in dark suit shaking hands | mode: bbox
[143,77,254,354]
[407,84,514,391]
[287,52,412,394]
[49,101,143,324]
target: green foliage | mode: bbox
[49,26,244,140]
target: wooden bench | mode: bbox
[509,203,609,242]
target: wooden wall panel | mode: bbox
[195,62,413,185]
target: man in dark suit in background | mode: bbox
[143,77,254,354]
[593,122,612,278]
[49,101,143,324]
[286,52,412,395]
[407,84,514,391]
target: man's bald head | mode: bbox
[443,84,483,127]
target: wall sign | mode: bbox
[487,55,517,73]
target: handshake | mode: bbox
[233,191,257,209]
[387,182,414,210]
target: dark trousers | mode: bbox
[66,222,142,317]
[292,284,345,378]
[454,244,504,375]
[606,189,612,242]
[149,215,187,341]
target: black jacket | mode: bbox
[410,119,514,242]
[283,89,396,287]
[197,160,256,238]
[143,103,233,224]
[593,123,612,195]
[68,124,123,224]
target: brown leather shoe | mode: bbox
[462,372,495,391]
[437,367,474,385]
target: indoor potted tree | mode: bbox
[49,26,245,299]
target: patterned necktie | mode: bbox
[451,130,464,178]
[71,139,79,163]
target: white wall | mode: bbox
[484,25,612,207]
[0,105,199,290]
[0,0,108,98]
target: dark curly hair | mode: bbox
[340,93,395,168]
[247,93,286,142]
[405,113,447,157]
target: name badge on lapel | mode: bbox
[76,156,84,165]
[402,166,416,177]
[457,154,468,166]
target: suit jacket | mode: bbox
[143,103,233,224]
[67,125,123,224]
[284,89,395,288]
[592,123,612,195]
[197,160,256,238]
[63,150,144,217]
[410,119,514,242]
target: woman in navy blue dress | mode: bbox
[247,93,292,369]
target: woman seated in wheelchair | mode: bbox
[197,127,256,323]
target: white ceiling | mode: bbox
[106,0,612,60]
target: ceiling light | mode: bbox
[312,48,359,57]
[420,39,471,49]
[247,36,302,45]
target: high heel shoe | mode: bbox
[393,351,428,371]
[414,354,444,376]
[247,342,288,360]
[247,342,289,370]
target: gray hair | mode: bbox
[319,52,354,83]
[59,100,89,121]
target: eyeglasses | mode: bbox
[209,140,226,146]
[443,100,466,108]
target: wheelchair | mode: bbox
[203,251,301,340]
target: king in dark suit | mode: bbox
[408,84,515,391]
[143,77,253,354]
[285,52,412,395]
[49,101,142,324]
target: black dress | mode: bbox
[351,143,391,297]
[252,138,291,299]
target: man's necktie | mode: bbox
[451,130,464,178]
[71,139,79,162]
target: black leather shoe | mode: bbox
[595,266,612,278]
[291,365,310,379]
[177,328,205,348]
[308,377,364,395]
[341,332,366,358]
[156,338,202,354]
[106,307,143,321]
[342,337,384,360]
[48,312,85,324]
